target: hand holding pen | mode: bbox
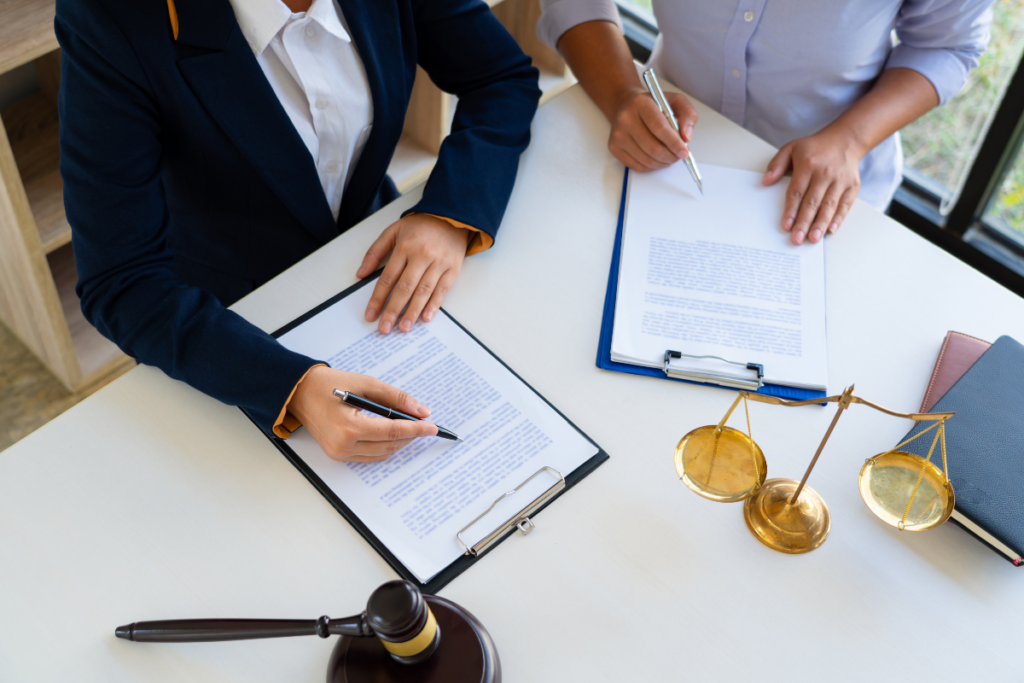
[608,85,699,173]
[642,69,703,194]
[334,390,462,441]
[288,366,440,463]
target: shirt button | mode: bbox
[315,98,328,110]
[732,68,741,78]
[305,26,315,37]
[325,162,338,173]
[744,10,754,21]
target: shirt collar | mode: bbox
[228,0,351,57]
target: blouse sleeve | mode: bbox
[886,0,994,105]
[536,0,623,52]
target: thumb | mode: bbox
[360,376,431,418]
[357,223,399,279]
[667,93,698,142]
[763,144,793,185]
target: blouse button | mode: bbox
[744,10,754,21]
[732,68,741,78]
[315,98,328,110]
[325,162,338,173]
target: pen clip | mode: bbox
[642,68,679,134]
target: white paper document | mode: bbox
[611,163,828,391]
[276,281,599,583]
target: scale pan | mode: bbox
[859,451,954,531]
[675,425,766,503]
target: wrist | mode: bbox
[819,119,870,162]
[289,364,328,426]
[455,225,472,249]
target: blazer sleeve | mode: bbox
[55,2,321,434]
[405,0,542,245]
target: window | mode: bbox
[900,0,1024,215]
[616,0,655,27]
[980,136,1024,261]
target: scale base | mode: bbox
[743,478,831,554]
[327,595,500,683]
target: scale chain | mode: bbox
[898,421,943,529]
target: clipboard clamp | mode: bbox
[663,350,765,391]
[456,466,565,557]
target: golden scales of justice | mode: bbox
[674,384,956,553]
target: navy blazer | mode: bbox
[55,0,540,433]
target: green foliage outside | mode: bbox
[901,0,1024,237]
[989,150,1024,235]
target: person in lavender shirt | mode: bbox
[538,0,993,245]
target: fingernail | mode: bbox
[380,321,392,334]
[784,218,794,230]
[684,124,693,140]
[829,222,839,233]
[423,309,434,321]
[794,231,805,244]
[810,228,822,242]
[399,319,412,332]
[365,308,376,321]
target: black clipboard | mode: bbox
[244,275,609,594]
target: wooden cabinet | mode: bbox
[0,0,134,392]
[0,0,572,391]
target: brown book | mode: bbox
[920,331,991,412]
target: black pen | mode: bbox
[332,389,463,441]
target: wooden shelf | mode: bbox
[3,91,69,254]
[0,0,58,76]
[47,244,131,381]
[0,41,129,393]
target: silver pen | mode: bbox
[642,68,703,195]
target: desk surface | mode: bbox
[3,85,1023,681]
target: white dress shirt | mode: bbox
[228,0,374,222]
[538,0,992,210]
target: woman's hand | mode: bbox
[289,366,437,462]
[763,128,865,245]
[357,214,472,334]
[608,88,699,172]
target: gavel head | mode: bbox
[365,581,440,665]
[329,582,500,683]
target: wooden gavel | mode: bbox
[115,580,500,682]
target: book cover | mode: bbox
[904,335,1024,565]
[920,331,991,413]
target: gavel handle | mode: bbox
[116,614,373,642]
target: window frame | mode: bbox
[614,0,1024,297]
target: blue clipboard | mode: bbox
[596,169,826,401]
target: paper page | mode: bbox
[276,281,598,583]
[610,163,827,390]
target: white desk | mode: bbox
[3,85,1023,681]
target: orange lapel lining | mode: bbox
[167,0,179,40]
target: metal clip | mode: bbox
[456,467,564,556]
[663,350,765,390]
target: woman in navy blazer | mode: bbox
[56,0,540,458]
